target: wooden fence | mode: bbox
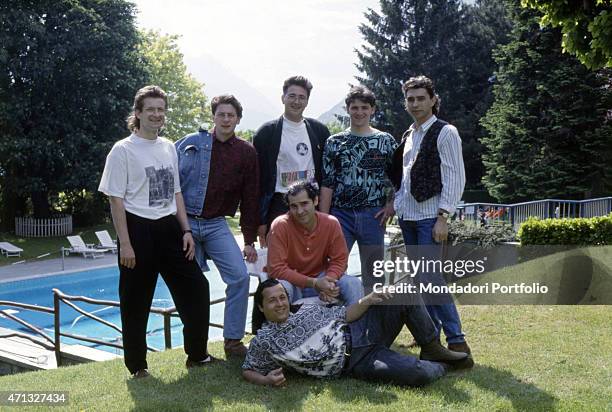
[15,215,73,238]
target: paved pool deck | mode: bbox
[0,234,246,283]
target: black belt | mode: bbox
[341,326,352,371]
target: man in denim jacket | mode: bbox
[176,94,259,358]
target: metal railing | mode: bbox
[0,288,249,368]
[457,197,612,230]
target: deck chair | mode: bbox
[66,236,108,259]
[0,242,24,257]
[95,230,117,253]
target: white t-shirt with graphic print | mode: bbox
[275,117,315,193]
[98,134,180,220]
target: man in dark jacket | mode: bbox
[253,75,330,246]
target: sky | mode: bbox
[132,0,380,129]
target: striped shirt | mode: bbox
[394,115,465,220]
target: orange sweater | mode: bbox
[267,212,349,288]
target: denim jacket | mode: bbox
[175,130,213,216]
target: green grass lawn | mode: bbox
[0,217,241,267]
[0,305,610,411]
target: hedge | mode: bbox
[518,214,612,245]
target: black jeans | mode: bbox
[119,212,210,373]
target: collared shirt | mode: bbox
[394,115,465,220]
[322,129,398,208]
[201,132,259,244]
[267,212,348,288]
[242,304,348,378]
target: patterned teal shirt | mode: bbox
[322,130,398,208]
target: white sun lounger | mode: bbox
[95,230,117,253]
[0,242,24,257]
[66,236,108,259]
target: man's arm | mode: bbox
[434,126,466,242]
[345,292,392,323]
[240,146,260,262]
[109,196,136,269]
[318,187,333,214]
[242,368,286,386]
[267,223,315,288]
[319,137,337,214]
[253,124,271,247]
[324,219,349,281]
[175,192,195,260]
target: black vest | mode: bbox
[388,120,447,202]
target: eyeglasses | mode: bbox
[284,93,308,103]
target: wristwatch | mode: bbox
[183,229,193,234]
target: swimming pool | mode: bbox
[0,247,363,355]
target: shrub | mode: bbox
[448,220,515,248]
[518,214,612,245]
[387,220,515,249]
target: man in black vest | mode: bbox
[389,76,471,360]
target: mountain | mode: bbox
[317,100,349,126]
[184,53,279,131]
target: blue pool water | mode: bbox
[0,248,363,355]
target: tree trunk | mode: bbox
[31,190,51,218]
[0,190,27,232]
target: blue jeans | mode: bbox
[189,216,249,340]
[398,217,466,344]
[346,299,446,386]
[331,207,385,289]
[278,271,363,305]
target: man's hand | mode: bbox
[183,232,195,260]
[432,217,448,243]
[119,242,136,269]
[266,368,286,386]
[243,244,258,263]
[314,276,340,297]
[374,202,395,227]
[359,291,393,306]
[257,224,268,248]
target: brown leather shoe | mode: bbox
[131,369,150,379]
[420,339,468,364]
[224,339,248,358]
[448,341,472,354]
[185,354,220,369]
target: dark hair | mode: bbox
[402,75,441,115]
[211,94,243,118]
[283,75,313,98]
[345,85,376,108]
[252,278,288,333]
[283,180,319,205]
[127,85,168,131]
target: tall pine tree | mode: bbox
[481,5,612,202]
[356,0,511,189]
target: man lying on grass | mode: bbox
[243,278,472,387]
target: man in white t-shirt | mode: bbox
[98,85,214,379]
[253,75,330,245]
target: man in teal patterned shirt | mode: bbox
[319,86,397,289]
